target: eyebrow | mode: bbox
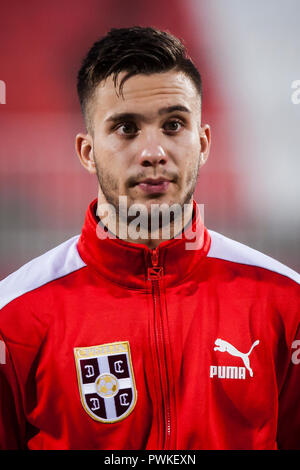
[105,105,191,123]
[158,105,191,115]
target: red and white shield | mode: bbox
[74,341,137,423]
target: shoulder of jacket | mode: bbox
[0,235,86,310]
[207,229,300,286]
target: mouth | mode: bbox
[135,178,172,195]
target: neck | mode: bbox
[96,195,194,249]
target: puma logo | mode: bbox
[214,338,259,377]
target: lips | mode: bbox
[139,178,170,185]
[136,178,171,194]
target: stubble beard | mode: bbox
[94,150,200,235]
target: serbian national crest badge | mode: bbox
[74,341,137,423]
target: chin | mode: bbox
[143,195,178,207]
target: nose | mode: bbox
[138,139,168,168]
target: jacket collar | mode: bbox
[77,199,211,290]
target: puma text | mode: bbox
[210,365,246,379]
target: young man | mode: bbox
[0,27,299,450]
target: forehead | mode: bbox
[91,70,201,121]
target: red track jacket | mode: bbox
[0,199,299,450]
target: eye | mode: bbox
[115,122,139,136]
[163,119,184,134]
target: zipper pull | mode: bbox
[151,247,159,267]
[148,247,163,280]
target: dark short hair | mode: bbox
[77,26,202,129]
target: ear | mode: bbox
[199,124,211,167]
[75,133,96,174]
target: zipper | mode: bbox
[148,247,172,449]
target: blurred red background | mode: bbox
[0,0,299,278]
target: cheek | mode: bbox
[93,136,127,172]
[176,133,200,169]
[188,128,201,151]
[94,134,121,157]
[176,128,200,154]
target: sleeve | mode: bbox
[277,324,300,449]
[0,334,26,449]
